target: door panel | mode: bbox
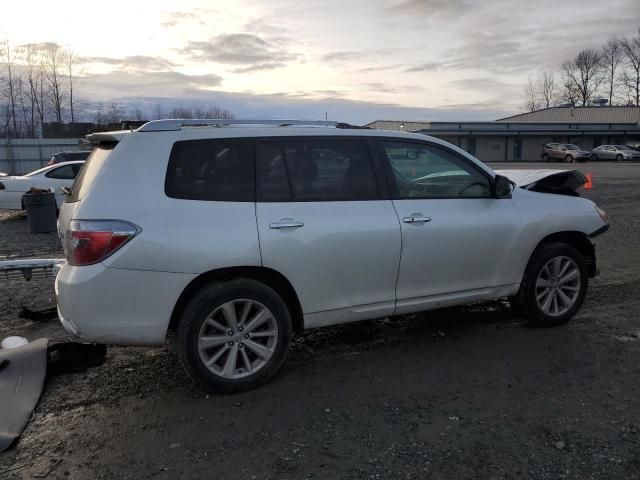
[257,201,401,314]
[392,198,521,302]
[377,139,522,307]
[255,137,400,319]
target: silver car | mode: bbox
[591,145,640,161]
[56,119,609,392]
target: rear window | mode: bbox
[165,139,254,202]
[66,147,114,203]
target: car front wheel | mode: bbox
[591,154,598,161]
[509,242,588,327]
[176,279,292,393]
[565,155,575,163]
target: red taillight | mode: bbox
[63,220,140,266]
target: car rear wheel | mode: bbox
[565,155,575,163]
[616,154,623,162]
[509,242,588,327]
[591,154,598,161]
[176,279,292,393]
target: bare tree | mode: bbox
[94,102,124,125]
[42,43,65,122]
[128,107,147,121]
[522,76,541,112]
[538,71,557,108]
[602,35,623,105]
[17,44,44,137]
[621,30,640,106]
[151,104,165,120]
[167,104,234,119]
[561,48,604,106]
[0,40,22,137]
[66,47,76,123]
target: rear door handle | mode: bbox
[402,215,431,224]
[269,220,305,229]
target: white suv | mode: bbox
[56,119,609,392]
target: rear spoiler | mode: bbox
[82,130,130,148]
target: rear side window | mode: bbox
[166,139,254,202]
[46,165,76,179]
[257,139,379,201]
[66,147,114,203]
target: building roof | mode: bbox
[497,106,640,124]
[364,120,431,131]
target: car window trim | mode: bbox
[254,136,387,203]
[372,137,495,200]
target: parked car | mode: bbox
[47,151,90,165]
[541,143,590,163]
[0,161,85,210]
[55,120,609,393]
[590,145,640,161]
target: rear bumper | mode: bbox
[55,263,197,346]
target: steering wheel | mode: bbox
[459,181,488,196]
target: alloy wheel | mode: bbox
[535,256,581,317]
[197,299,279,379]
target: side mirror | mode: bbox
[493,174,512,198]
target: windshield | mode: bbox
[565,144,580,150]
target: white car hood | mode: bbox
[495,169,587,195]
[494,169,569,187]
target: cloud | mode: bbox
[230,62,287,74]
[404,62,441,73]
[321,51,362,63]
[83,70,223,99]
[82,55,177,72]
[180,34,301,69]
[387,0,470,17]
[363,83,422,94]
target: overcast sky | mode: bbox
[2,0,639,123]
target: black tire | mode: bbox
[616,154,623,162]
[509,242,588,327]
[565,155,574,163]
[591,154,598,162]
[542,154,550,162]
[176,279,292,393]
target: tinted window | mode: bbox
[46,165,77,179]
[257,139,378,201]
[66,147,114,203]
[382,141,491,198]
[64,151,90,161]
[166,139,254,202]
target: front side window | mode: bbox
[381,141,491,198]
[165,139,254,201]
[46,165,76,179]
[257,139,379,201]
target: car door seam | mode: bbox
[389,199,404,317]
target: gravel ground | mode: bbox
[1,162,639,479]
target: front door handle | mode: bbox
[402,215,431,224]
[269,220,305,229]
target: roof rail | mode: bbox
[137,119,340,132]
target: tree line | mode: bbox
[1,40,233,138]
[522,28,640,111]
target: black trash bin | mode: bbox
[22,190,57,234]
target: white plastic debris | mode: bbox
[1,336,29,349]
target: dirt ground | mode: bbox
[1,162,639,479]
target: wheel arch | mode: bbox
[168,266,304,334]
[528,231,596,277]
